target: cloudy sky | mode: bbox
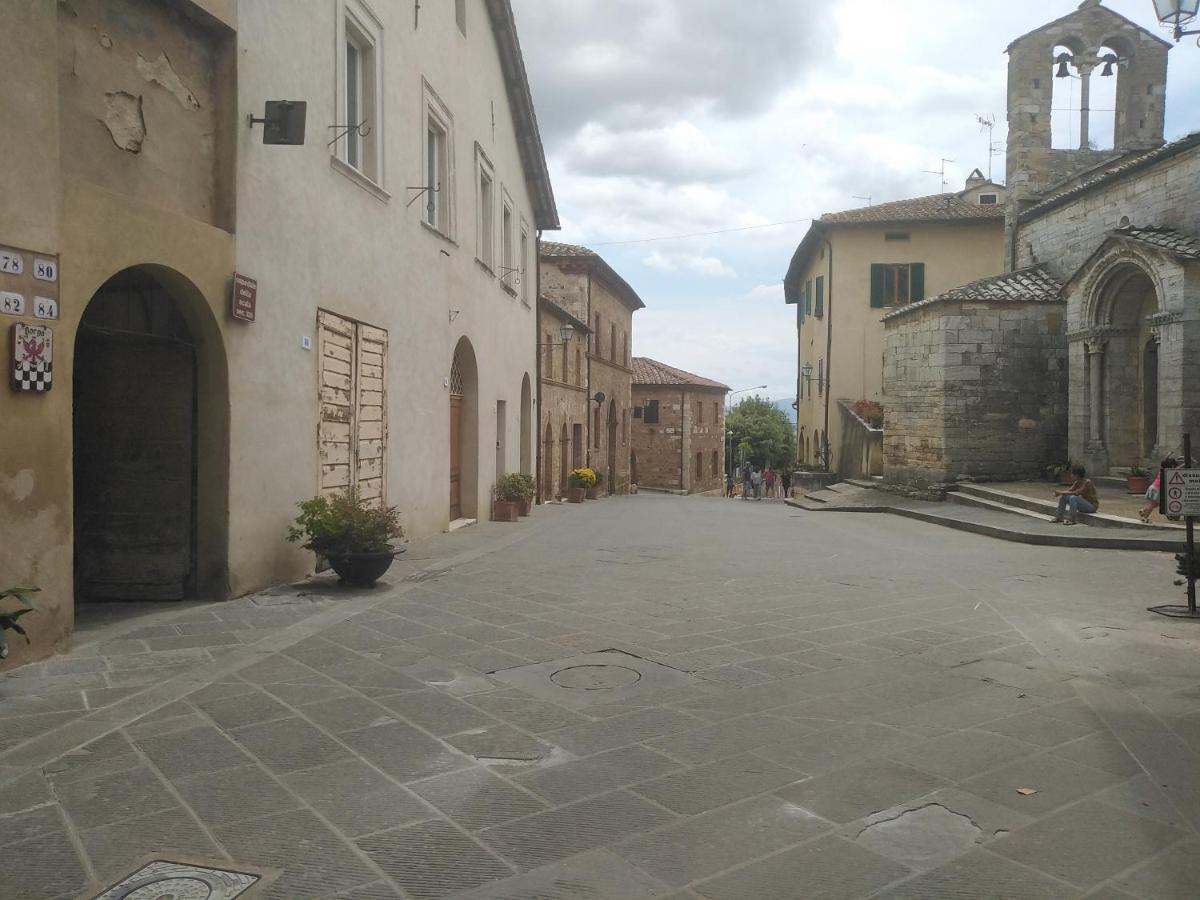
[510,0,1200,407]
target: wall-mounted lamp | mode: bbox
[1153,0,1200,42]
[538,324,575,347]
[592,392,607,407]
[499,266,523,287]
[248,101,307,145]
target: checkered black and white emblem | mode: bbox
[11,322,53,393]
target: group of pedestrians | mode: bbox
[726,463,790,500]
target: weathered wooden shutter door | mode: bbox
[870,264,886,308]
[318,311,356,497]
[355,324,387,503]
[815,276,825,318]
[909,263,926,303]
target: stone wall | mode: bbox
[884,300,1068,482]
[631,387,725,494]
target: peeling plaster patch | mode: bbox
[1,469,36,503]
[855,803,983,869]
[137,52,201,110]
[102,91,146,152]
[98,33,112,49]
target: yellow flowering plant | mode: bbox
[569,467,598,489]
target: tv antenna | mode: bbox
[976,114,1003,181]
[923,158,955,193]
[852,195,872,207]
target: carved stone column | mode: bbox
[1086,336,1107,453]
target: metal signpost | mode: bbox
[1150,433,1200,619]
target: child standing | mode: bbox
[1140,457,1180,524]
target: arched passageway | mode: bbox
[520,374,532,476]
[450,338,479,520]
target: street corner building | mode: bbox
[630,358,730,495]
[0,0,558,667]
[538,243,644,499]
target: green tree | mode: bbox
[726,396,796,472]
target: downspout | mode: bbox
[535,230,544,504]
[586,271,593,466]
[795,288,802,467]
[681,388,687,493]
[823,238,834,473]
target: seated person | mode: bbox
[1054,465,1099,525]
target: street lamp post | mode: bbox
[1153,0,1200,42]
[725,385,767,477]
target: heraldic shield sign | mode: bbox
[11,321,53,393]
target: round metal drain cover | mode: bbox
[122,879,213,899]
[551,664,642,691]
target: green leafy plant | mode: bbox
[287,490,403,556]
[0,587,38,660]
[1045,462,1070,481]
[1129,465,1149,478]
[496,473,536,502]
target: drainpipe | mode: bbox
[823,239,834,474]
[681,389,687,493]
[795,287,802,468]
[586,271,593,466]
[535,230,545,504]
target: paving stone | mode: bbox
[888,730,1042,782]
[514,746,682,805]
[633,754,802,815]
[0,771,51,816]
[341,721,470,780]
[409,766,546,830]
[774,760,946,824]
[327,880,405,899]
[217,808,381,899]
[173,764,303,826]
[228,716,353,773]
[283,758,431,836]
[144,632,243,651]
[464,690,590,733]
[445,723,551,762]
[3,826,90,900]
[399,658,499,696]
[993,800,1187,889]
[81,806,223,881]
[134,725,253,780]
[758,722,925,775]
[192,689,294,731]
[377,690,499,736]
[56,764,176,829]
[1112,837,1200,900]
[694,835,910,900]
[260,680,359,707]
[0,804,64,844]
[238,654,329,685]
[875,849,1078,899]
[647,714,815,764]
[614,795,832,887]
[478,789,675,870]
[445,849,671,900]
[961,752,1126,816]
[302,695,400,733]
[1049,732,1143,776]
[544,709,701,755]
[978,711,1100,747]
[1096,774,1192,830]
[357,820,513,898]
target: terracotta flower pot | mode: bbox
[1059,471,1075,485]
[493,500,521,522]
[568,487,586,503]
[518,498,532,517]
[585,488,599,500]
[1127,475,1151,494]
[325,546,405,588]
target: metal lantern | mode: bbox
[558,323,575,343]
[1154,0,1200,28]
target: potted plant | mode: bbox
[568,467,595,503]
[1046,462,1074,485]
[493,474,528,522]
[1127,465,1151,495]
[0,586,38,661]
[287,490,405,588]
[514,473,536,516]
[589,471,605,500]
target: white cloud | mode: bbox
[642,251,737,278]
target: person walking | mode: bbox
[764,466,776,499]
[781,469,792,499]
[1140,456,1179,523]
[741,461,753,500]
[751,468,763,501]
[725,470,735,498]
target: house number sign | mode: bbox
[0,245,60,321]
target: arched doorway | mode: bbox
[560,423,570,496]
[1090,264,1160,469]
[606,400,618,495]
[450,339,479,521]
[543,421,554,501]
[73,266,228,601]
[520,374,532,476]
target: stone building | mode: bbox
[539,243,644,497]
[882,1,1200,482]
[630,358,730,494]
[783,175,1006,475]
[537,296,590,499]
[0,0,556,666]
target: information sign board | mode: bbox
[1164,469,1200,518]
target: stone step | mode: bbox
[954,483,1182,532]
[805,489,840,504]
[946,490,1059,523]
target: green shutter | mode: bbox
[870,264,886,308]
[805,280,813,315]
[910,263,925,303]
[815,276,825,318]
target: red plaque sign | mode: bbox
[232,273,258,323]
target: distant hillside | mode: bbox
[771,398,796,424]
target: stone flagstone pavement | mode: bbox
[3,494,1200,899]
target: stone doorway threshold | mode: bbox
[447,517,478,533]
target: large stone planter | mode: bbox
[493,500,520,522]
[568,487,586,503]
[326,546,405,588]
[518,498,533,517]
[585,488,599,500]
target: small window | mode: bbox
[804,279,813,316]
[561,340,569,384]
[712,450,719,477]
[544,332,554,380]
[594,314,601,353]
[501,194,515,292]
[818,359,824,397]
[633,406,643,419]
[337,3,382,183]
[870,263,925,308]
[423,83,454,235]
[455,0,466,34]
[815,275,825,319]
[645,400,660,425]
[594,408,601,449]
[476,148,495,270]
[610,324,617,361]
[575,347,582,386]
[713,401,718,424]
[519,221,530,303]
[696,401,704,426]
[884,232,911,242]
[621,332,628,367]
[978,193,999,206]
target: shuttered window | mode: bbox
[644,399,660,425]
[318,310,388,503]
[815,275,825,318]
[870,263,925,308]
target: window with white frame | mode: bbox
[336,2,383,185]
[501,192,515,292]
[423,82,453,235]
[519,221,530,303]
[476,147,495,270]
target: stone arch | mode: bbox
[560,422,570,495]
[73,264,229,601]
[520,373,532,476]
[449,337,479,520]
[542,420,555,501]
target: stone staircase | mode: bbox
[946,482,1184,533]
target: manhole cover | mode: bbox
[551,664,642,691]
[89,861,261,900]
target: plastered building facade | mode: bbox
[0,0,556,667]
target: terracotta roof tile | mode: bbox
[632,357,730,391]
[881,266,1064,322]
[1115,226,1200,260]
[820,192,1005,225]
[540,241,597,258]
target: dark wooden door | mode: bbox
[74,339,194,599]
[450,395,463,519]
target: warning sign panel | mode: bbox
[1164,469,1200,517]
